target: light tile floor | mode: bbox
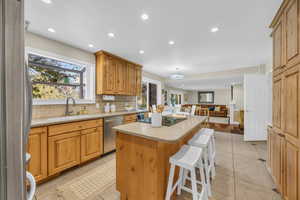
[35,132,282,200]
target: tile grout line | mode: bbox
[231,134,237,200]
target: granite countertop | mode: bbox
[113,116,207,143]
[31,110,148,127]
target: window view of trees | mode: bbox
[28,54,86,100]
[137,82,147,109]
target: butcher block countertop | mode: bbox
[113,115,207,143]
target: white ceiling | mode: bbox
[25,0,282,82]
[166,75,244,90]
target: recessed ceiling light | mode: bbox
[141,13,149,21]
[107,32,115,38]
[41,0,52,4]
[47,28,55,33]
[169,40,175,45]
[139,50,145,54]
[88,44,94,48]
[211,27,219,33]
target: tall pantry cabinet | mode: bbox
[269,0,300,199]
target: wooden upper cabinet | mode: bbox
[285,0,300,67]
[271,0,300,71]
[273,75,283,130]
[116,60,127,94]
[104,55,117,93]
[272,18,284,71]
[136,67,142,96]
[127,63,137,95]
[27,127,48,182]
[95,50,142,96]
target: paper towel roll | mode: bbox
[151,113,162,127]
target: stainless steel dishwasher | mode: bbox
[104,116,124,153]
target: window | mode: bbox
[137,81,148,109]
[170,94,181,106]
[137,77,162,110]
[27,49,95,105]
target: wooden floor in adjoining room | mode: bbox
[35,132,281,200]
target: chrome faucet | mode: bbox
[65,97,76,116]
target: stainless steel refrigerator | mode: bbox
[0,0,35,199]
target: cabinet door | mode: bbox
[81,127,103,162]
[48,131,81,175]
[116,60,127,94]
[27,127,48,182]
[127,64,137,96]
[285,0,300,67]
[136,67,142,96]
[273,75,283,130]
[103,55,116,94]
[272,131,285,193]
[285,140,300,200]
[267,127,272,171]
[273,17,284,71]
[283,66,300,145]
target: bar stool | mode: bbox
[188,133,214,197]
[165,145,208,200]
[200,128,216,178]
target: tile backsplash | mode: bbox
[32,95,137,119]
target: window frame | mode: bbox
[136,77,162,110]
[26,47,95,105]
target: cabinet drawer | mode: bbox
[48,119,103,136]
[124,114,137,121]
[81,119,103,130]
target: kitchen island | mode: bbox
[113,116,207,200]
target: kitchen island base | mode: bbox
[116,122,204,200]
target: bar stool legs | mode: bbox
[203,148,212,197]
[165,164,176,200]
[165,145,208,200]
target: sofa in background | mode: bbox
[181,104,228,117]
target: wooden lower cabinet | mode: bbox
[81,127,103,162]
[124,114,137,124]
[269,129,285,193]
[27,127,48,182]
[284,138,300,200]
[268,129,300,199]
[48,131,81,176]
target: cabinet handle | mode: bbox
[278,133,285,138]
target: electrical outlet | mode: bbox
[96,103,100,109]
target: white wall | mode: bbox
[26,32,95,64]
[185,89,231,105]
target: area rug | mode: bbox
[56,159,119,200]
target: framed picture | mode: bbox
[198,91,214,103]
